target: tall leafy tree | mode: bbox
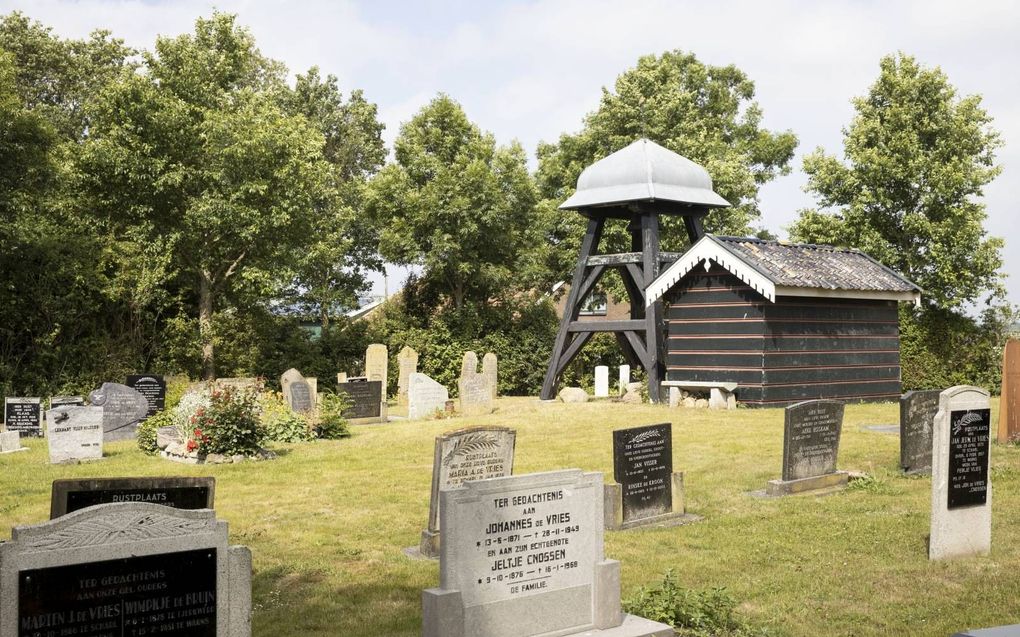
[790,53,1004,310]
[366,95,538,312]
[76,13,329,379]
[537,50,798,279]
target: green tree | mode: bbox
[537,50,797,279]
[76,13,329,379]
[366,94,539,312]
[789,53,1004,310]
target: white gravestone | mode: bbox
[422,469,674,637]
[618,365,630,396]
[409,373,450,420]
[0,502,251,637]
[46,406,103,463]
[365,343,388,398]
[930,385,992,560]
[594,366,610,398]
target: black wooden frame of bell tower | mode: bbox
[540,202,707,403]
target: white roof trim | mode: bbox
[645,235,776,306]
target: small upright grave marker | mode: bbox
[50,476,216,518]
[46,405,103,464]
[125,374,167,417]
[338,379,386,424]
[397,346,418,405]
[0,502,251,637]
[998,339,1019,443]
[607,423,685,529]
[594,366,609,397]
[482,352,498,401]
[417,426,516,558]
[930,385,992,560]
[900,390,941,474]
[618,365,630,396]
[365,343,388,398]
[459,351,494,416]
[88,382,149,441]
[422,469,673,637]
[4,397,42,437]
[409,373,449,420]
[281,368,316,413]
[766,400,847,496]
[0,429,25,454]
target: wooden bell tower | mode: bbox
[540,139,730,403]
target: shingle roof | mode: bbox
[713,236,920,293]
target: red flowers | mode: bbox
[186,439,197,452]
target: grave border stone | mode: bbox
[50,476,216,519]
[766,399,848,496]
[606,423,686,531]
[0,502,251,637]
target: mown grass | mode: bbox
[2,398,1019,636]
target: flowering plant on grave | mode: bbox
[184,385,265,456]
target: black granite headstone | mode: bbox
[125,374,167,418]
[338,380,382,419]
[50,477,216,519]
[948,408,991,510]
[782,400,844,481]
[612,423,673,522]
[289,381,313,412]
[18,548,217,637]
[4,397,42,437]
[899,390,940,473]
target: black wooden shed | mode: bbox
[645,235,921,407]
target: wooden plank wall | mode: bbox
[666,265,902,407]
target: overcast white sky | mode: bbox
[5,0,1018,307]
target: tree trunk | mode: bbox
[199,272,216,380]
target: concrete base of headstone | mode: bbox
[0,430,26,453]
[348,402,389,425]
[422,559,674,637]
[604,473,690,531]
[419,528,440,559]
[765,471,848,497]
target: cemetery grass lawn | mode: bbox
[2,397,1018,637]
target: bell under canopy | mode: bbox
[559,138,730,211]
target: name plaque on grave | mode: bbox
[900,390,940,473]
[948,408,991,510]
[441,470,600,610]
[126,374,167,418]
[18,548,217,637]
[338,380,382,419]
[51,477,215,518]
[782,400,844,481]
[612,423,672,522]
[4,398,42,437]
[290,382,313,412]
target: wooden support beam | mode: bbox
[624,263,645,291]
[683,214,705,243]
[575,265,605,303]
[642,212,664,403]
[555,332,594,376]
[614,332,642,369]
[567,320,646,333]
[623,331,650,369]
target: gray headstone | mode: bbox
[781,400,845,481]
[482,353,498,401]
[281,368,315,413]
[50,476,216,519]
[365,344,388,398]
[930,385,992,560]
[409,373,449,420]
[88,382,149,441]
[422,469,672,637]
[397,346,418,405]
[460,351,479,381]
[0,502,251,637]
[45,406,103,463]
[900,390,940,474]
[459,374,494,417]
[421,427,516,557]
[4,398,42,437]
[0,430,23,453]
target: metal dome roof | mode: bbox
[559,138,730,210]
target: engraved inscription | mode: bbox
[948,408,990,510]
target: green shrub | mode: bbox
[137,410,175,455]
[187,385,265,457]
[314,393,352,439]
[623,571,773,637]
[260,391,314,443]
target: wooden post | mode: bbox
[642,212,663,403]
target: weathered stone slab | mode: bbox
[50,476,216,518]
[998,339,1019,443]
[4,397,42,437]
[930,385,992,560]
[900,390,940,474]
[422,469,672,637]
[397,346,418,405]
[46,406,103,463]
[338,380,384,423]
[612,424,673,523]
[482,353,498,401]
[460,351,479,381]
[0,430,25,453]
[365,343,388,398]
[459,374,494,417]
[0,502,251,637]
[781,400,844,481]
[281,368,316,413]
[420,426,516,558]
[594,366,609,397]
[409,373,449,420]
[213,377,262,392]
[88,382,149,441]
[126,374,167,418]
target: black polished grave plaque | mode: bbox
[338,380,382,419]
[4,398,42,437]
[126,374,167,418]
[51,476,216,518]
[612,423,672,522]
[900,390,940,473]
[948,408,990,510]
[289,381,313,412]
[18,548,216,637]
